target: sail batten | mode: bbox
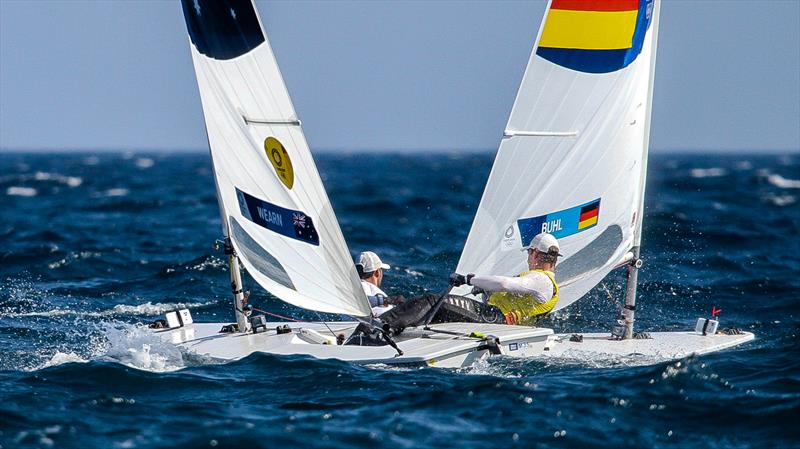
[244,117,302,126]
[503,130,579,137]
[182,0,370,318]
[455,0,659,311]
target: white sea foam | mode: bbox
[766,174,800,189]
[83,155,100,165]
[5,300,216,318]
[99,324,188,372]
[108,301,215,316]
[764,194,796,207]
[530,350,664,369]
[47,251,101,269]
[6,186,37,196]
[33,171,82,187]
[165,257,226,273]
[104,188,129,197]
[690,168,727,178]
[403,268,424,277]
[40,351,89,368]
[135,158,155,169]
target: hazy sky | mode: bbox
[1,0,798,153]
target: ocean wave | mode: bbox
[39,351,90,368]
[3,300,217,319]
[33,171,83,187]
[402,268,425,277]
[135,158,155,169]
[766,173,800,189]
[690,168,727,178]
[764,194,796,207]
[47,251,102,269]
[1,171,82,188]
[99,324,188,372]
[164,256,226,274]
[107,301,216,316]
[6,186,37,196]
[24,322,212,372]
[97,188,130,197]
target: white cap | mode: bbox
[521,232,562,256]
[356,251,390,273]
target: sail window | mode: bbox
[180,0,265,60]
[554,225,624,284]
[230,217,295,290]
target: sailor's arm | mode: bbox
[450,272,551,304]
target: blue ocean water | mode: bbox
[0,152,798,449]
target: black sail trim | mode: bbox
[180,0,265,60]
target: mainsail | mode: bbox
[180,0,370,317]
[454,0,660,311]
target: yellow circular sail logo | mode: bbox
[264,137,294,189]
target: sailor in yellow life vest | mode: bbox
[449,232,561,326]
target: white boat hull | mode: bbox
[152,320,753,368]
[545,331,755,363]
[154,321,553,368]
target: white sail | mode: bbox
[455,0,660,311]
[181,0,370,317]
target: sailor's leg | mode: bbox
[378,294,440,333]
[431,295,506,324]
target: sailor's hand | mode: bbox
[471,286,487,297]
[449,273,475,287]
[449,273,467,286]
[385,295,406,305]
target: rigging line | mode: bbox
[421,327,483,340]
[250,306,302,323]
[315,312,339,339]
[239,267,304,324]
[601,283,623,312]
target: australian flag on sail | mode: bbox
[236,188,319,246]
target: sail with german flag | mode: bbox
[538,0,653,73]
[453,0,660,311]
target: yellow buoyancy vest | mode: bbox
[487,269,559,326]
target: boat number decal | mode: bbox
[508,343,519,351]
[515,199,601,250]
[264,137,294,189]
[236,188,319,246]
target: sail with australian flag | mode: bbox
[453,0,660,312]
[180,0,370,318]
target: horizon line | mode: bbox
[1,146,799,155]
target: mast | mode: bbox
[204,123,249,333]
[623,0,660,339]
[226,239,249,333]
